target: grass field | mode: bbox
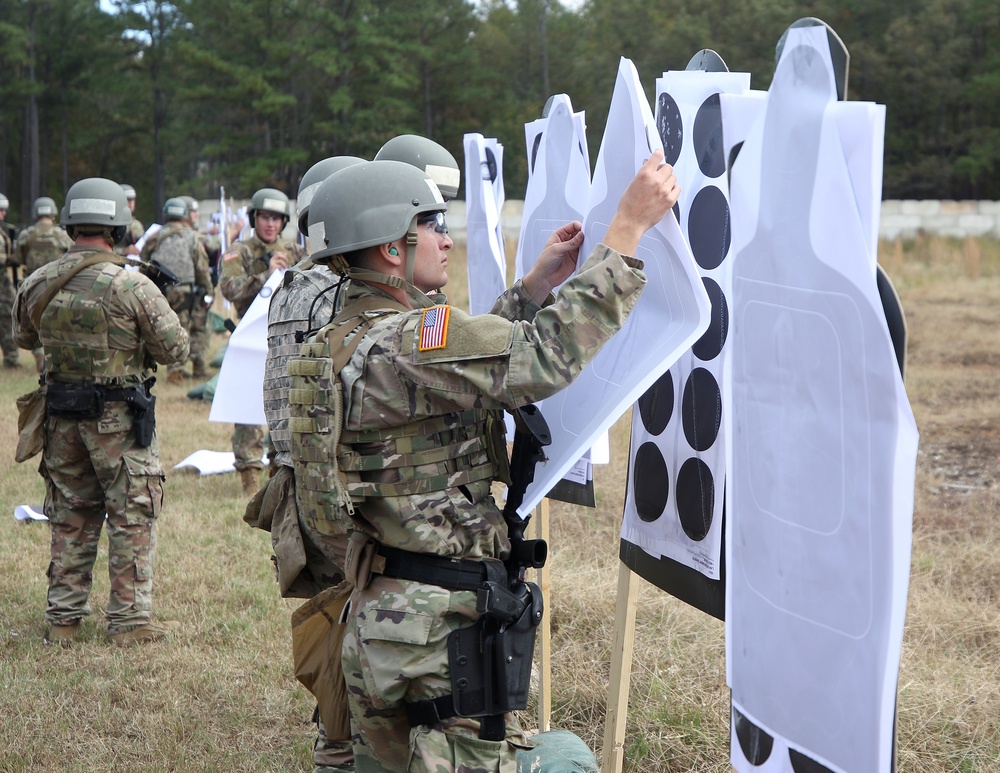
[1,234,998,771]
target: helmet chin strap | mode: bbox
[347,267,436,310]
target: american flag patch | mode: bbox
[418,306,451,351]
[222,250,239,262]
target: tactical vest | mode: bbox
[21,223,71,274]
[150,224,198,284]
[264,263,339,466]
[38,255,151,384]
[287,297,509,536]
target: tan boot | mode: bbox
[166,370,186,386]
[44,621,80,647]
[108,620,180,646]
[240,468,260,497]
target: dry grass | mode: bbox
[1,236,999,771]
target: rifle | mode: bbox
[501,404,550,580]
[140,258,181,294]
[449,404,550,739]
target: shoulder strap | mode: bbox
[325,295,409,374]
[30,253,128,328]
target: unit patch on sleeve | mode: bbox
[418,305,451,351]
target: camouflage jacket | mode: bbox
[335,243,645,560]
[15,221,74,274]
[219,233,305,318]
[0,223,11,267]
[140,221,211,288]
[12,246,190,385]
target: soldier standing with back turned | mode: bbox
[12,177,189,646]
[140,197,211,384]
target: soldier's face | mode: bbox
[255,210,283,243]
[411,213,453,292]
[126,198,136,212]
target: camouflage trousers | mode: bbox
[41,408,165,632]
[189,294,211,375]
[0,272,18,365]
[343,576,530,773]
[164,285,209,374]
[232,423,265,471]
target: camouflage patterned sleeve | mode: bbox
[113,271,190,366]
[488,279,550,322]
[219,243,265,307]
[346,244,646,427]
[12,229,28,267]
[193,238,212,289]
[11,268,47,349]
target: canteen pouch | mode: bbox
[15,384,47,462]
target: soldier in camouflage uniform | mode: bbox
[0,191,21,367]
[12,177,189,646]
[114,184,144,257]
[140,197,211,385]
[220,187,305,496]
[15,197,78,371]
[296,154,679,772]
[179,196,216,378]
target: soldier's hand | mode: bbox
[603,151,681,257]
[522,221,584,304]
[267,251,289,276]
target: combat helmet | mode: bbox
[33,197,58,219]
[374,135,460,199]
[307,160,446,293]
[120,183,137,200]
[162,197,189,222]
[248,187,291,228]
[62,178,132,244]
[0,192,8,209]
[296,156,365,235]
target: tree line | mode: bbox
[0,0,996,226]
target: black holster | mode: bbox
[447,581,543,740]
[125,386,156,447]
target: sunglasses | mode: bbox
[418,211,448,234]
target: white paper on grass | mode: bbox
[725,26,917,773]
[621,70,751,579]
[173,450,238,476]
[208,269,284,425]
[517,57,711,517]
[14,504,47,522]
[463,134,508,316]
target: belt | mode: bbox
[377,545,502,592]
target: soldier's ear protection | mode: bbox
[388,246,399,256]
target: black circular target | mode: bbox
[637,370,674,436]
[692,277,729,361]
[688,186,731,270]
[682,368,721,452]
[693,92,726,178]
[656,93,683,166]
[676,457,714,541]
[633,442,668,522]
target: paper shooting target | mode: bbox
[620,61,751,619]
